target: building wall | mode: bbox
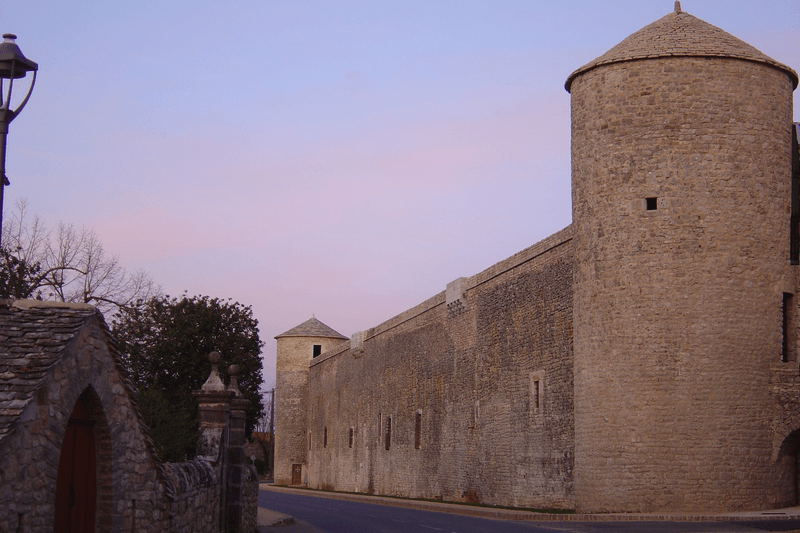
[570,56,797,512]
[306,228,574,509]
[276,15,800,515]
[0,308,257,532]
[0,314,168,531]
[275,335,348,485]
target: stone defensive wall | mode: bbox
[280,6,800,514]
[571,54,799,513]
[305,225,575,509]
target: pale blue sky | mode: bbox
[1,1,798,384]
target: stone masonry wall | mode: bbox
[305,227,574,509]
[275,335,347,486]
[0,304,253,532]
[570,57,797,512]
[162,460,220,532]
[241,466,260,533]
[0,311,170,531]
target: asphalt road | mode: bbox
[257,490,800,533]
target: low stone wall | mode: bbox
[162,460,221,533]
[241,465,260,533]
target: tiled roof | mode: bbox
[275,317,347,340]
[0,300,99,442]
[0,300,175,492]
[565,7,798,92]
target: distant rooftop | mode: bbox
[275,317,347,340]
[565,6,798,92]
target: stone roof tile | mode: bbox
[0,300,98,441]
[0,300,180,496]
[566,8,798,91]
[275,317,347,340]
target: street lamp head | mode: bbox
[0,32,37,241]
[0,34,37,79]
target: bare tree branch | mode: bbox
[1,199,162,316]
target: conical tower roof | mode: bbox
[275,317,347,340]
[565,4,798,92]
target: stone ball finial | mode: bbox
[228,364,243,397]
[200,351,226,392]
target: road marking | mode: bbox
[419,526,442,531]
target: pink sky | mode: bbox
[1,1,798,387]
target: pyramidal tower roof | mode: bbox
[275,317,348,340]
[565,2,798,92]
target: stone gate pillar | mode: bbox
[193,353,254,533]
[193,352,234,531]
[226,365,249,533]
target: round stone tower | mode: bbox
[567,4,798,513]
[274,317,347,486]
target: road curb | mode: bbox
[259,484,800,523]
[257,506,294,529]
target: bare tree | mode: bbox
[1,199,161,316]
[251,382,275,479]
[254,384,275,436]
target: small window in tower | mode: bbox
[349,427,354,448]
[783,293,796,363]
[646,197,658,211]
[385,416,392,451]
[313,344,322,358]
[323,426,328,448]
[530,372,544,416]
[414,411,422,450]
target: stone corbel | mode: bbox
[446,277,467,317]
[351,331,365,356]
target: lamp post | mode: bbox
[0,33,37,247]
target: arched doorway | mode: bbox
[54,391,97,533]
[777,429,800,508]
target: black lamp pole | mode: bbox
[0,33,37,248]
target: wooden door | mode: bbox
[55,395,97,533]
[291,464,302,485]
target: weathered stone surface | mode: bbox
[565,9,797,92]
[275,6,800,515]
[278,229,575,509]
[275,321,348,486]
[570,51,795,514]
[0,300,257,531]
